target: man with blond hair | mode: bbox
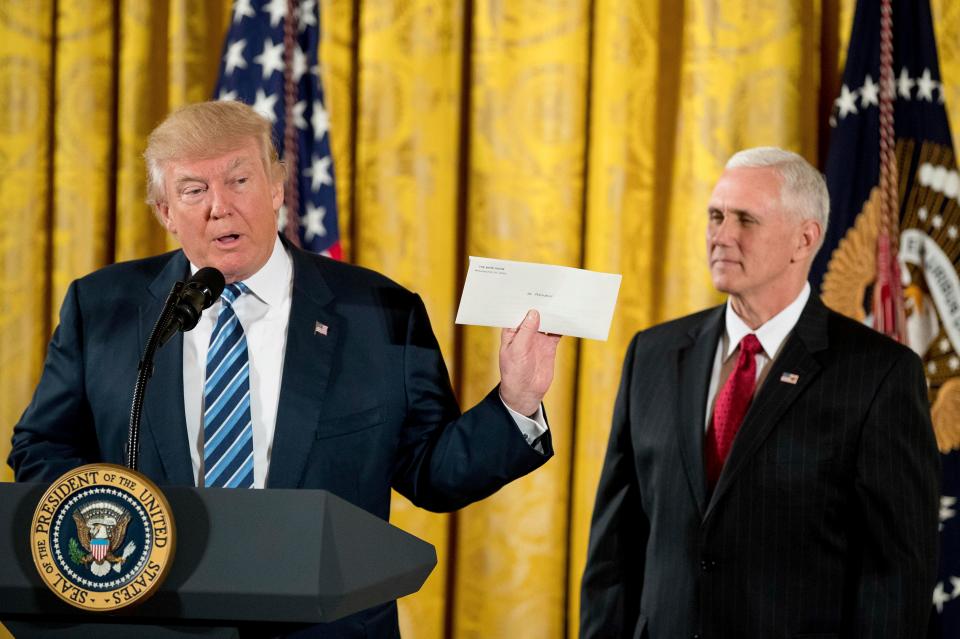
[10,100,561,637]
[580,147,940,638]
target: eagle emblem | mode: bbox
[822,138,960,452]
[31,464,176,612]
[71,500,137,577]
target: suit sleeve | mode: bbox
[852,349,940,637]
[389,293,552,512]
[8,280,101,481]
[580,333,648,638]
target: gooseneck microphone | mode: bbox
[127,266,226,471]
[156,267,226,348]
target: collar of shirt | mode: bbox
[722,281,811,362]
[189,236,292,307]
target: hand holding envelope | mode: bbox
[499,309,560,416]
[457,257,622,416]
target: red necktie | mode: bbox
[705,333,762,488]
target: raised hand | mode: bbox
[499,310,562,416]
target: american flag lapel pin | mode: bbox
[314,321,329,336]
[780,372,799,384]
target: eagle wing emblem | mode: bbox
[821,185,881,322]
[73,510,91,551]
[932,378,960,453]
[109,511,131,553]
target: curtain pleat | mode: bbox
[452,2,588,636]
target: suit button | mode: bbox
[691,634,701,639]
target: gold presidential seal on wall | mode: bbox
[823,138,960,453]
[30,463,176,611]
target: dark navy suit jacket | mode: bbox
[10,241,552,638]
[580,295,939,639]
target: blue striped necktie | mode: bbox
[203,282,255,488]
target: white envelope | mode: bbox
[455,257,622,341]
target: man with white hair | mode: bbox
[580,147,940,638]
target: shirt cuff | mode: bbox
[500,395,549,453]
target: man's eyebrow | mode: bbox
[172,157,251,186]
[227,156,250,171]
[174,173,204,186]
[707,205,755,217]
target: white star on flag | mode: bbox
[233,0,255,23]
[254,37,285,80]
[252,88,279,122]
[298,0,318,32]
[263,0,287,27]
[897,67,914,99]
[224,39,248,75]
[916,68,936,102]
[312,100,329,140]
[304,155,333,191]
[292,100,308,129]
[941,496,957,529]
[935,582,952,613]
[836,84,858,118]
[301,204,327,240]
[292,46,308,83]
[860,74,879,108]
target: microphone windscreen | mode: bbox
[190,267,226,309]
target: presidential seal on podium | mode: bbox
[29,463,176,611]
[26,268,222,612]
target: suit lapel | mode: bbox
[140,252,195,485]
[705,296,829,520]
[676,307,724,518]
[267,248,339,488]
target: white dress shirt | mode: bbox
[183,238,547,487]
[184,237,293,488]
[704,283,811,430]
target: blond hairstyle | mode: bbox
[725,146,830,246]
[144,100,284,208]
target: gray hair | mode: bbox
[726,147,830,245]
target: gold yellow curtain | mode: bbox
[2,2,959,638]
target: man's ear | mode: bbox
[793,218,822,262]
[155,202,176,234]
[271,176,284,211]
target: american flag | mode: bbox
[214,0,341,259]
